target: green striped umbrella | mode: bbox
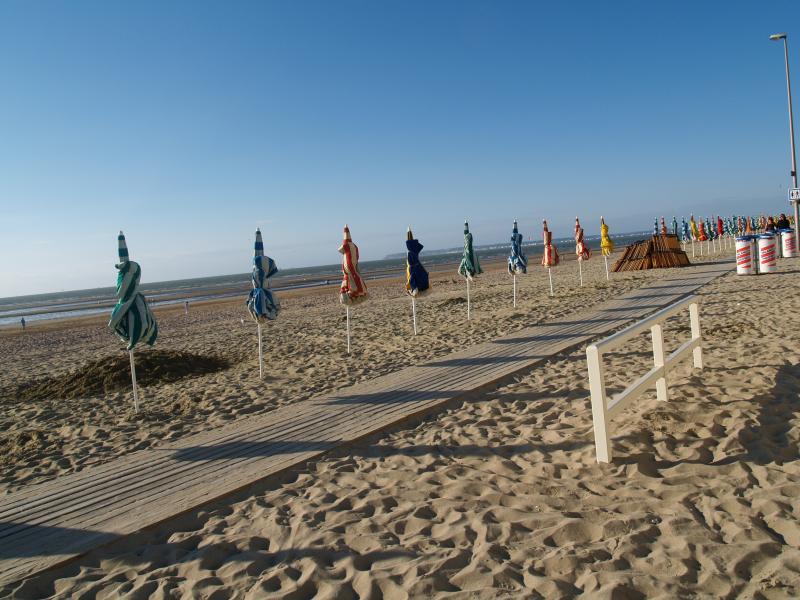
[458,221,481,319]
[108,231,157,412]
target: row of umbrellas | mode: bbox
[109,217,623,410]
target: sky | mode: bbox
[1,0,799,297]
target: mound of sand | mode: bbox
[4,350,230,402]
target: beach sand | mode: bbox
[5,247,800,598]
[1,249,683,493]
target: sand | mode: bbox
[4,246,800,598]
[1,249,678,493]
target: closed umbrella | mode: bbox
[339,225,367,353]
[574,217,590,286]
[690,214,700,257]
[541,220,559,296]
[705,217,714,253]
[600,216,614,280]
[246,229,280,378]
[681,217,690,254]
[672,216,678,237]
[698,218,708,257]
[405,227,429,334]
[660,217,667,236]
[508,220,527,306]
[653,219,659,236]
[717,216,725,250]
[108,231,158,413]
[458,220,481,319]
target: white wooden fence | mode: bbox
[585,295,703,463]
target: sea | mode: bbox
[0,231,651,327]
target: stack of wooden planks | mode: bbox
[612,234,691,272]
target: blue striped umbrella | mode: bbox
[108,231,157,412]
[246,229,280,378]
[508,220,527,307]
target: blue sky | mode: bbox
[1,0,798,296]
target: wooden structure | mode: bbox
[586,295,703,463]
[0,262,732,591]
[612,234,691,272]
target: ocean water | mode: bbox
[0,231,650,326]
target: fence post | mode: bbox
[586,345,611,463]
[650,323,668,402]
[689,302,703,369]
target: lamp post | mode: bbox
[770,33,800,236]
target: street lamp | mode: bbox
[770,33,800,236]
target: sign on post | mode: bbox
[790,188,800,201]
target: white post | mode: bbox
[513,274,516,307]
[578,260,583,287]
[651,323,668,402]
[346,307,351,354]
[411,297,417,335]
[129,350,140,414]
[257,323,263,379]
[466,277,471,320]
[691,240,695,257]
[689,302,703,369]
[604,256,609,280]
[586,345,611,463]
[548,268,554,297]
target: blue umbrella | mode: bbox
[246,229,280,378]
[108,231,158,412]
[405,227,429,334]
[508,220,527,307]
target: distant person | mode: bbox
[776,213,791,229]
[20,317,25,330]
[765,216,777,233]
[184,300,189,315]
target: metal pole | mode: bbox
[782,37,800,239]
[346,307,350,354]
[257,324,263,379]
[129,350,140,414]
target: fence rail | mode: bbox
[585,295,703,463]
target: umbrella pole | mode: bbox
[513,274,516,308]
[604,256,609,280]
[548,268,554,297]
[346,307,351,354]
[129,350,140,414]
[578,260,583,287]
[691,240,695,257]
[257,323,263,379]
[412,296,417,335]
[466,277,471,320]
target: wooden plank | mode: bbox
[0,261,733,589]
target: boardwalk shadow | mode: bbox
[171,440,335,461]
[491,333,582,345]
[0,522,114,559]
[328,388,463,404]
[425,355,544,366]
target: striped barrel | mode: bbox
[758,235,777,273]
[781,229,797,258]
[736,236,754,275]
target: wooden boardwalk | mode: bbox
[0,261,732,588]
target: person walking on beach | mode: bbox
[20,317,26,330]
[184,300,189,315]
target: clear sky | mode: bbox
[1,0,798,297]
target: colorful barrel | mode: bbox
[735,236,755,275]
[758,234,777,273]
[781,228,797,258]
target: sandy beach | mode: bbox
[1,248,684,494]
[5,254,795,599]
[4,246,800,598]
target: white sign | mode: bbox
[790,188,800,201]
